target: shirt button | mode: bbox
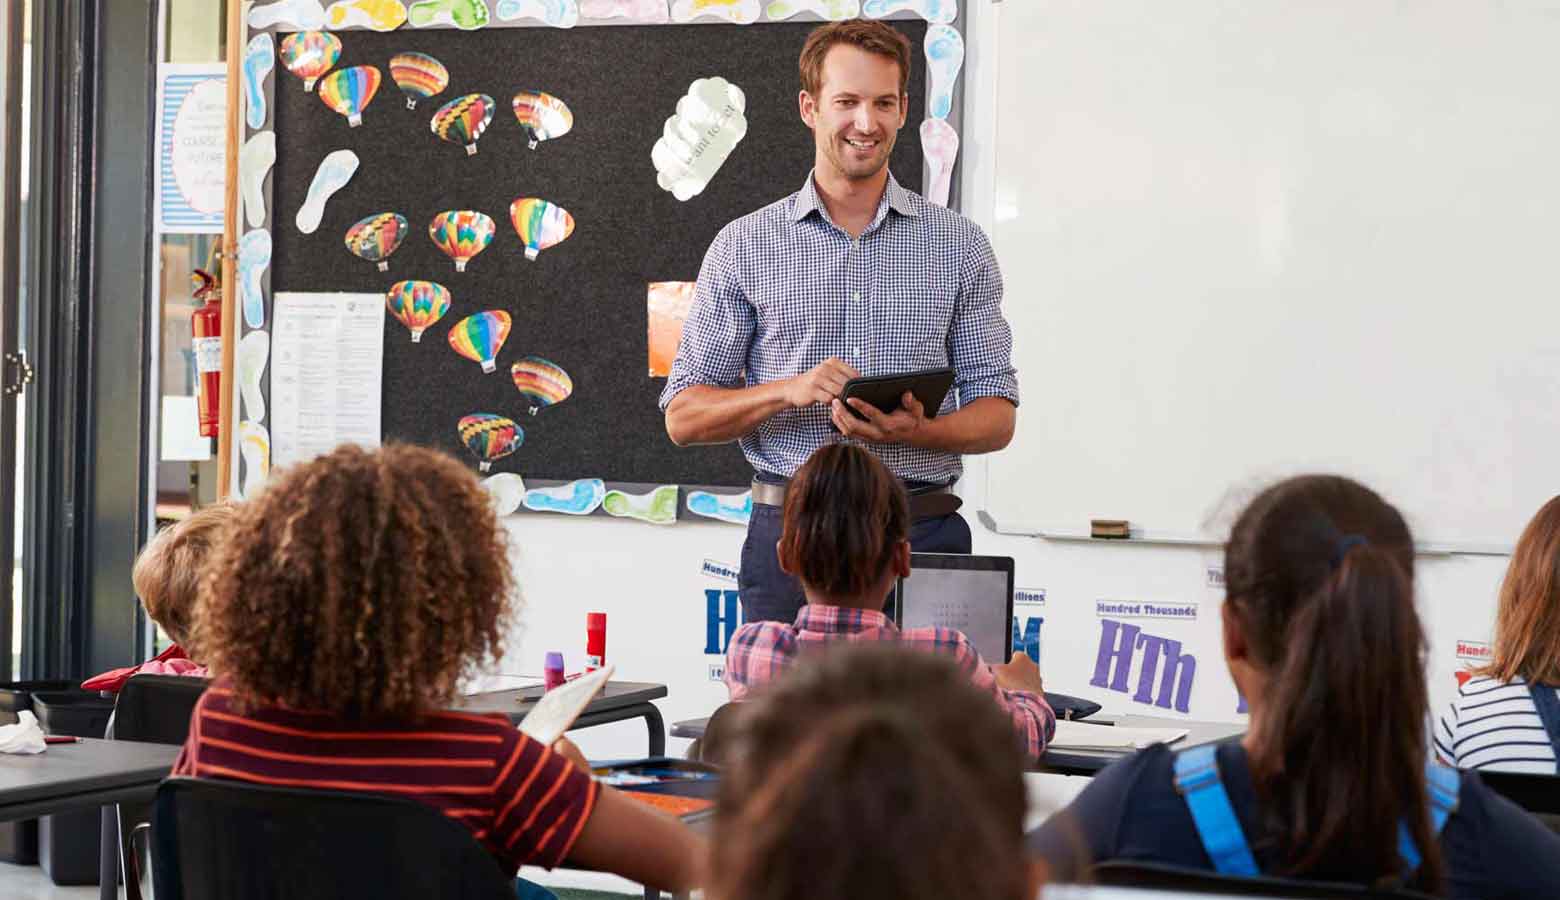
[853,346,861,356]
[852,290,861,302]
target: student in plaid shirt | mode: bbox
[660,20,1018,625]
[722,443,1054,762]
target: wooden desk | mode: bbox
[0,738,178,824]
[458,681,669,757]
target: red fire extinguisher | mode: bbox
[191,269,222,438]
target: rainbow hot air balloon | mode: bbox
[318,65,382,127]
[511,356,574,414]
[431,93,495,155]
[429,210,495,272]
[457,413,523,472]
[508,197,574,261]
[344,212,408,272]
[389,52,449,109]
[279,31,341,92]
[448,310,512,373]
[385,279,451,343]
[511,91,573,150]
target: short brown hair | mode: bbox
[799,19,912,97]
[710,643,1031,900]
[133,502,238,647]
[777,442,908,600]
[1480,495,1560,684]
[195,443,515,719]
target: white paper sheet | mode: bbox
[1048,720,1189,751]
[270,292,384,468]
[160,395,212,461]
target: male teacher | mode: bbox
[659,20,1018,624]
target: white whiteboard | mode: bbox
[983,0,1560,550]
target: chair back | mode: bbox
[693,701,745,766]
[151,777,517,900]
[1474,768,1560,832]
[113,674,210,744]
[1091,860,1436,899]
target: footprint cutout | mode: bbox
[482,473,527,516]
[238,231,272,330]
[249,0,327,29]
[296,149,359,235]
[523,478,606,516]
[237,330,270,423]
[326,0,409,30]
[239,421,272,500]
[603,485,679,525]
[579,0,668,20]
[407,0,491,28]
[861,0,953,23]
[920,118,959,207]
[765,0,857,20]
[496,0,579,26]
[239,131,276,229]
[669,0,760,23]
[243,35,275,130]
[924,24,964,119]
[686,490,753,526]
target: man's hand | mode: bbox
[551,737,591,774]
[831,390,927,444]
[783,358,860,409]
[992,651,1044,695]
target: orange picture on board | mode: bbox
[647,281,695,377]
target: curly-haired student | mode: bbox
[174,443,702,894]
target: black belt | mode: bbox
[751,476,962,519]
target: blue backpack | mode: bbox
[1172,744,1460,877]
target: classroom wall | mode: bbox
[488,1,1514,761]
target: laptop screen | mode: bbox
[893,554,1015,664]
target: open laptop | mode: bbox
[891,553,1014,663]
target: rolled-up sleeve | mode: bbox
[948,223,1019,408]
[658,227,754,411]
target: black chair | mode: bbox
[104,674,210,900]
[151,776,517,900]
[1473,768,1560,832]
[1091,861,1437,899]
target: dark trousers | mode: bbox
[737,503,973,625]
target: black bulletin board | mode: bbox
[268,21,929,490]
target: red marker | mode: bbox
[43,735,81,744]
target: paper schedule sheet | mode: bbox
[271,292,384,468]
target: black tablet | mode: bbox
[839,367,956,421]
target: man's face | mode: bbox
[801,44,908,183]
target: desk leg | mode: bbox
[571,702,666,758]
[641,703,665,758]
[99,806,117,900]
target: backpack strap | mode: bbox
[1173,744,1260,877]
[1396,762,1461,872]
[1527,682,1560,771]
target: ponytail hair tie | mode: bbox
[1331,533,1368,567]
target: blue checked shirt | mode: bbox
[658,173,1018,484]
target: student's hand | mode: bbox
[992,651,1044,695]
[551,737,591,774]
[784,358,860,408]
[831,390,926,444]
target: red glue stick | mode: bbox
[586,612,607,672]
[543,651,566,692]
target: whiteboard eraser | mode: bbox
[1091,519,1131,539]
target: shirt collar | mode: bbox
[789,170,921,227]
[793,603,899,635]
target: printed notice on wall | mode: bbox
[155,64,227,233]
[271,292,384,467]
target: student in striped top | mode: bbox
[175,444,702,894]
[1437,495,1560,773]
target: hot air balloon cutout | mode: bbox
[278,31,340,93]
[448,310,511,373]
[509,198,574,261]
[511,356,573,414]
[458,413,523,472]
[429,210,495,272]
[431,93,495,155]
[389,52,449,109]
[345,213,408,272]
[318,66,381,128]
[385,279,451,343]
[511,91,573,149]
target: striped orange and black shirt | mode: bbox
[172,685,598,873]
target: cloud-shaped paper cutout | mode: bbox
[652,77,748,202]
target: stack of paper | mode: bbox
[1048,720,1188,751]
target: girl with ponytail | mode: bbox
[1028,475,1560,898]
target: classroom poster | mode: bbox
[155,64,227,233]
[270,292,385,467]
